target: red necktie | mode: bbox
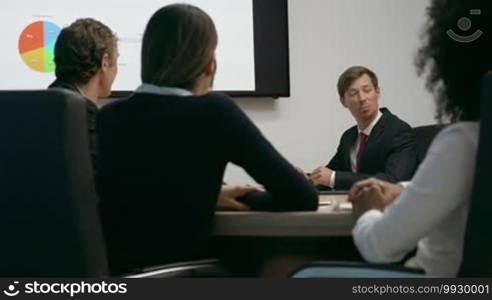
[356,133,368,171]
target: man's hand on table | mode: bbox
[309,166,333,187]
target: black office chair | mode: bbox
[124,259,226,278]
[0,90,107,276]
[0,90,225,277]
[291,73,492,278]
[412,124,447,166]
[459,72,492,277]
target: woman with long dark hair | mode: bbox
[97,4,318,274]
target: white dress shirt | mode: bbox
[330,111,383,188]
[353,122,479,277]
[135,83,193,97]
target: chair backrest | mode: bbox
[459,72,492,277]
[0,90,108,277]
[412,124,447,166]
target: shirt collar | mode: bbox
[358,110,383,136]
[74,84,87,98]
[136,83,193,97]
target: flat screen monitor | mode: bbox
[1,0,290,97]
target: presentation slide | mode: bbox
[1,0,255,92]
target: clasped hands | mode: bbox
[348,178,403,219]
[295,166,333,187]
[309,166,333,187]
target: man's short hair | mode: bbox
[54,18,117,85]
[337,66,379,98]
[141,4,218,90]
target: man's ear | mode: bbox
[340,97,348,108]
[101,53,111,72]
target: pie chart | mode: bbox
[18,21,61,73]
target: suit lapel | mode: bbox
[342,127,358,170]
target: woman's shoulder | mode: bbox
[438,122,479,142]
[195,93,245,115]
[429,122,480,156]
[200,92,236,105]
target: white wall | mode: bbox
[224,0,436,184]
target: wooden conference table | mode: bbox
[211,194,359,276]
[213,194,354,237]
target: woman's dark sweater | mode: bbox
[97,92,318,274]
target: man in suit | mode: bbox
[310,66,416,190]
[48,18,119,176]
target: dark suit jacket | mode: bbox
[48,80,99,176]
[327,108,417,190]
